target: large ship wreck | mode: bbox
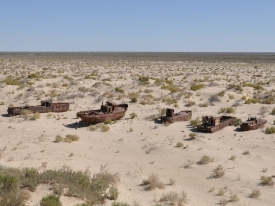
[197,115,236,133]
[240,117,267,131]
[77,102,128,124]
[160,108,192,123]
[7,100,70,116]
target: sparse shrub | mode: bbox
[30,111,40,120]
[169,178,176,185]
[112,202,130,206]
[101,125,110,132]
[218,107,234,114]
[265,126,275,134]
[209,94,221,102]
[142,173,165,190]
[115,87,124,93]
[217,188,225,196]
[159,190,187,205]
[190,118,200,127]
[199,102,208,107]
[64,134,79,143]
[176,142,184,148]
[20,109,32,120]
[198,155,213,165]
[229,155,236,160]
[243,151,250,155]
[129,127,133,132]
[189,132,198,140]
[219,198,228,205]
[89,125,97,131]
[130,112,137,119]
[271,107,275,115]
[261,176,274,186]
[104,119,112,124]
[212,165,225,178]
[128,92,138,103]
[230,194,239,202]
[40,194,62,206]
[190,83,204,91]
[250,189,261,198]
[185,101,196,107]
[109,186,119,200]
[232,118,242,126]
[55,135,63,143]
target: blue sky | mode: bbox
[1,1,274,52]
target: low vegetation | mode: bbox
[141,173,165,190]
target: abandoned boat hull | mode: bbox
[77,103,128,124]
[197,116,236,133]
[160,110,192,123]
[7,101,69,116]
[240,118,267,131]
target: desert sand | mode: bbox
[0,53,275,205]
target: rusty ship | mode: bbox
[160,108,192,123]
[240,117,267,131]
[7,100,70,116]
[77,102,128,124]
[197,115,236,133]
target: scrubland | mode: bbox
[0,55,275,205]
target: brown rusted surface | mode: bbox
[7,100,70,116]
[160,108,192,123]
[77,102,128,124]
[240,117,267,131]
[197,115,236,133]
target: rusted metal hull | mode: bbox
[197,116,236,133]
[77,103,128,124]
[7,102,69,116]
[161,110,192,123]
[240,119,267,131]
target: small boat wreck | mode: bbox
[160,108,192,123]
[7,100,70,116]
[197,115,236,133]
[77,102,128,124]
[240,117,267,131]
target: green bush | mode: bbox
[30,111,40,120]
[55,135,63,143]
[101,125,110,132]
[40,195,62,206]
[64,134,79,143]
[232,118,242,126]
[190,83,204,91]
[218,107,234,114]
[129,112,137,119]
[266,126,275,134]
[271,108,275,115]
[115,87,124,93]
[104,119,113,124]
[176,142,184,148]
[109,186,119,200]
[190,118,200,127]
[111,202,130,206]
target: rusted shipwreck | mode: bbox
[197,116,236,133]
[77,102,128,124]
[240,117,267,131]
[7,100,70,116]
[160,108,192,123]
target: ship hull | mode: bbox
[7,103,69,116]
[77,103,128,124]
[197,116,236,133]
[240,119,267,131]
[160,110,192,123]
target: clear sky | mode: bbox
[1,1,274,52]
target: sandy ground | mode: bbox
[0,56,275,205]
